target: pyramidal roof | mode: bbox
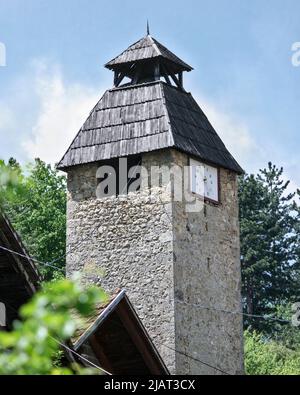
[57,81,243,174]
[105,35,193,73]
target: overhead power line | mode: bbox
[0,245,65,273]
[1,244,294,378]
[0,243,292,325]
[176,299,290,324]
[162,344,231,375]
[0,298,111,375]
[50,336,112,375]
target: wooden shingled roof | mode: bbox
[57,81,243,174]
[105,35,193,73]
[72,290,169,375]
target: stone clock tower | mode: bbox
[58,33,244,375]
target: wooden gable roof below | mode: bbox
[72,290,169,375]
[0,214,41,329]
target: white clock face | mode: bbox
[190,158,219,202]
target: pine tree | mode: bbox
[239,163,299,332]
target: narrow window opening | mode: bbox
[97,155,142,198]
[0,302,6,328]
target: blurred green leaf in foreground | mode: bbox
[0,278,107,375]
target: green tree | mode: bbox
[271,304,300,349]
[0,279,107,375]
[4,158,67,280]
[239,163,299,332]
[0,159,24,207]
[244,330,300,375]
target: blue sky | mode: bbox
[0,0,299,191]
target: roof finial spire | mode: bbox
[147,20,150,36]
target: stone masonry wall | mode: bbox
[171,150,244,375]
[66,148,244,375]
[66,151,177,373]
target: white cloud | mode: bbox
[5,56,257,172]
[5,60,296,199]
[21,65,258,170]
[196,96,299,198]
[22,60,101,165]
[194,94,259,172]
